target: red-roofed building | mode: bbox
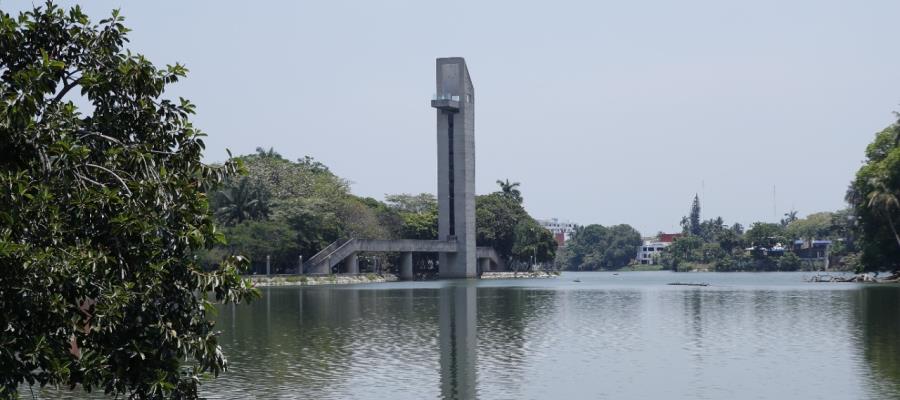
[658,233,682,243]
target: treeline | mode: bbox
[660,195,857,271]
[557,224,643,270]
[665,114,900,272]
[559,113,900,273]
[199,148,556,273]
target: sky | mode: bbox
[7,0,900,235]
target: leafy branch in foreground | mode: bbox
[0,2,257,398]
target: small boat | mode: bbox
[667,282,709,287]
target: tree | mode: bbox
[385,193,437,214]
[255,146,282,160]
[212,176,271,226]
[683,194,702,236]
[866,177,900,247]
[475,193,525,259]
[475,191,555,265]
[745,222,787,249]
[847,117,900,270]
[785,212,834,245]
[663,235,703,271]
[781,210,799,227]
[563,224,642,270]
[399,209,438,240]
[496,179,522,203]
[777,252,802,271]
[218,220,300,273]
[0,3,257,397]
[511,219,557,264]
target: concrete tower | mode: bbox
[431,57,476,278]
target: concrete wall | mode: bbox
[435,57,477,278]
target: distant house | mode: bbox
[538,218,577,247]
[636,233,681,265]
[792,240,832,260]
[744,245,784,256]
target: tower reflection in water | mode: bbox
[438,283,477,400]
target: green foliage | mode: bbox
[847,120,900,271]
[745,222,787,249]
[777,251,801,271]
[781,210,799,227]
[495,179,522,203]
[562,224,642,270]
[785,212,834,244]
[212,176,270,226]
[511,219,557,263]
[475,193,523,258]
[217,220,300,273]
[475,192,556,264]
[689,194,702,236]
[0,3,257,397]
[399,209,438,240]
[385,193,436,214]
[205,154,402,268]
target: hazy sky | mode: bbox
[10,0,900,234]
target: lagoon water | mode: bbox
[200,271,900,400]
[26,271,900,399]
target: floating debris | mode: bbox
[667,282,709,287]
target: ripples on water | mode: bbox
[26,272,900,399]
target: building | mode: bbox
[636,233,681,265]
[538,218,577,247]
[432,57,477,278]
[792,240,832,259]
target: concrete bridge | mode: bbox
[303,238,503,279]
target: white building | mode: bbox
[636,239,671,265]
[537,218,577,247]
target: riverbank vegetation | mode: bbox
[846,117,900,271]
[556,224,643,270]
[560,113,900,273]
[200,150,557,274]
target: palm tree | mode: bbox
[781,210,799,227]
[866,176,900,248]
[255,146,282,160]
[214,177,271,225]
[496,179,522,203]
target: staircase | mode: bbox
[302,237,500,275]
[303,238,356,274]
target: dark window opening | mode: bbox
[447,112,455,236]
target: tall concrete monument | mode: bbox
[303,58,498,279]
[431,57,476,278]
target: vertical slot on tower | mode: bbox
[447,112,455,236]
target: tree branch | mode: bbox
[51,77,82,105]
[84,163,132,196]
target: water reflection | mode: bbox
[856,286,900,399]
[439,284,477,399]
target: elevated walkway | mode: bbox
[303,238,502,279]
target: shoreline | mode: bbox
[250,273,399,287]
[249,270,561,287]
